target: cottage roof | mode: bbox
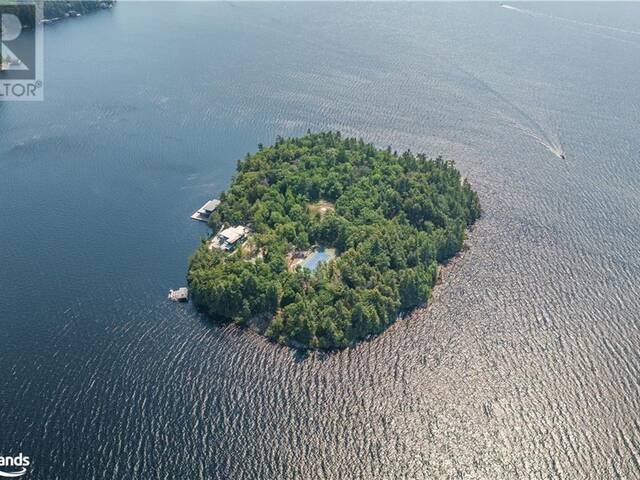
[220,226,247,244]
[202,199,220,212]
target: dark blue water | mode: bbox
[1,3,640,478]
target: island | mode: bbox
[188,132,481,349]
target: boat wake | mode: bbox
[510,121,565,159]
[500,4,522,12]
[452,63,566,159]
[501,3,640,43]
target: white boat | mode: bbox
[168,287,189,302]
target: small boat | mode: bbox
[168,287,189,302]
[560,154,566,160]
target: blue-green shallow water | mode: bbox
[302,248,336,271]
[1,2,640,478]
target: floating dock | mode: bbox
[191,199,220,222]
[168,287,189,302]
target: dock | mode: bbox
[191,199,220,222]
[168,287,189,302]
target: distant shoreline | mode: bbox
[41,0,115,25]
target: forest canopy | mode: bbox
[188,132,481,349]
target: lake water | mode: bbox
[1,2,640,478]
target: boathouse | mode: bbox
[191,199,220,222]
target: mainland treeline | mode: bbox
[188,132,481,349]
[1,1,114,25]
[43,1,114,19]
